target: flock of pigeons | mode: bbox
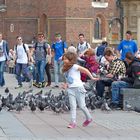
[0,82,113,114]
[0,63,139,113]
[0,88,70,113]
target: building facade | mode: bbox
[121,0,140,47]
[0,0,120,48]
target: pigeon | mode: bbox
[101,102,111,111]
[30,102,36,112]
[0,106,2,112]
[134,107,140,113]
[0,96,2,112]
[16,103,23,112]
[5,87,9,94]
[124,101,133,111]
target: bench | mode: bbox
[120,88,140,111]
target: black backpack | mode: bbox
[15,43,28,58]
[77,42,89,53]
[34,42,47,54]
[132,62,140,89]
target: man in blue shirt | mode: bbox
[52,33,67,87]
[117,31,138,60]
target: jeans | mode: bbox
[67,87,92,123]
[54,60,63,85]
[15,63,29,85]
[111,81,132,104]
[96,79,113,97]
[0,61,5,86]
[35,60,46,83]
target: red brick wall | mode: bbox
[66,0,92,18]
[66,20,92,47]
[65,0,119,47]
[48,20,66,43]
[0,0,119,48]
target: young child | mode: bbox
[62,52,99,129]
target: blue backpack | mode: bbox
[96,45,106,57]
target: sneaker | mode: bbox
[33,82,42,88]
[15,85,22,89]
[46,82,51,87]
[37,83,42,88]
[33,82,38,87]
[82,119,92,127]
[42,81,46,87]
[67,123,76,129]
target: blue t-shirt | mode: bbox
[117,40,138,60]
[52,41,67,61]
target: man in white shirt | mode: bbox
[77,33,91,57]
[77,33,91,66]
[14,36,30,89]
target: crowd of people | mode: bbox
[0,30,140,128]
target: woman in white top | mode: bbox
[62,52,99,129]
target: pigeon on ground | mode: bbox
[5,87,9,94]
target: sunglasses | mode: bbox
[17,38,22,41]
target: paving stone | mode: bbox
[0,73,140,140]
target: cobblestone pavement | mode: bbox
[0,73,140,140]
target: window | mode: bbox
[0,0,5,5]
[94,18,102,39]
[92,0,108,8]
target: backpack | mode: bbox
[15,44,28,64]
[132,63,140,89]
[34,42,47,54]
[77,42,89,53]
[96,45,106,57]
[15,43,28,57]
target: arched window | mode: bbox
[0,0,5,5]
[94,18,101,39]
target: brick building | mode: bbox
[0,0,120,48]
[121,0,140,47]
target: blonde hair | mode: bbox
[84,48,95,56]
